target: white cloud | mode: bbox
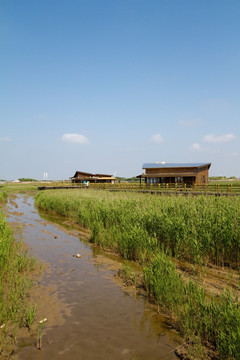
[191,143,201,150]
[151,134,164,143]
[61,133,89,144]
[203,133,236,143]
[0,137,11,142]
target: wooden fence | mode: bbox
[39,182,240,195]
[87,182,240,194]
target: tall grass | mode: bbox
[143,252,240,359]
[36,190,240,267]
[0,210,36,347]
[35,189,240,359]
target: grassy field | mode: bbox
[36,189,240,360]
[0,190,37,354]
[1,182,46,193]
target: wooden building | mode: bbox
[71,171,116,184]
[138,163,211,186]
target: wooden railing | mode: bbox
[38,180,240,194]
[67,182,240,194]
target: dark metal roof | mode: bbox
[143,163,211,169]
[73,171,113,178]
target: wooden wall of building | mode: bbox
[143,165,210,185]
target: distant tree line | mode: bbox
[116,177,138,183]
[18,178,38,182]
[209,176,238,180]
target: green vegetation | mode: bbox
[209,176,229,180]
[2,181,72,194]
[18,178,38,182]
[36,189,240,359]
[2,182,40,193]
[0,191,7,203]
[0,193,36,351]
[209,176,239,180]
[143,252,240,359]
[116,176,139,183]
[36,190,240,267]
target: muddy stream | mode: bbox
[5,194,181,360]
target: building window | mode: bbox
[175,177,183,183]
[202,176,205,183]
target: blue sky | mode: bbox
[1,0,239,180]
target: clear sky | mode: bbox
[1,0,239,180]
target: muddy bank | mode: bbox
[3,195,181,360]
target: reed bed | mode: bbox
[36,189,240,359]
[0,195,36,351]
[143,252,240,359]
[36,190,240,267]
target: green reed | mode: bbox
[0,210,36,346]
[143,251,240,359]
[35,189,240,359]
[36,190,240,267]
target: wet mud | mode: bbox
[5,195,181,360]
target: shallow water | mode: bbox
[6,194,180,360]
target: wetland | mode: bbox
[2,193,180,360]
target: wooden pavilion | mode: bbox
[137,163,211,186]
[71,171,116,184]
